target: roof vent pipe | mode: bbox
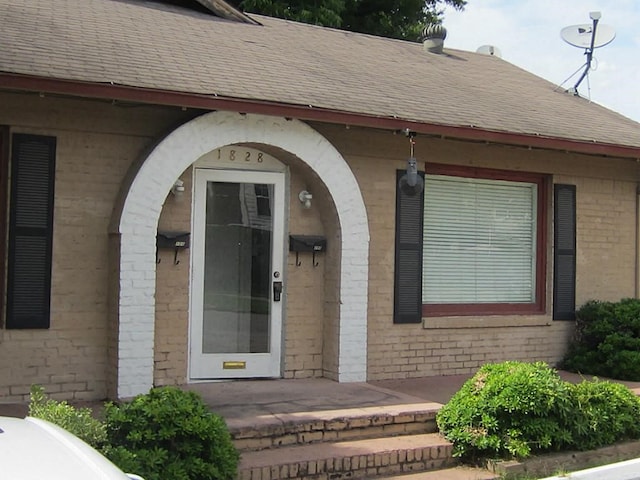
[421,24,447,54]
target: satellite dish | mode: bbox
[561,23,616,49]
[476,45,502,58]
[559,12,616,96]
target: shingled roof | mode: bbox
[1,0,639,157]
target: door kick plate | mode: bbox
[223,361,247,370]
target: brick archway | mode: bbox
[114,111,369,397]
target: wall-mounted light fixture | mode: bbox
[398,130,424,196]
[171,179,185,197]
[299,190,313,209]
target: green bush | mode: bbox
[437,361,640,462]
[563,298,640,380]
[570,380,640,450]
[436,362,574,460]
[28,385,107,447]
[103,386,239,480]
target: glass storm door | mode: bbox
[190,169,285,379]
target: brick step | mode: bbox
[238,432,456,480]
[229,402,441,452]
[378,466,499,480]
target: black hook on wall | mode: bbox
[289,235,326,268]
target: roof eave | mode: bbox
[1,73,639,161]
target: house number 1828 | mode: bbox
[218,149,264,163]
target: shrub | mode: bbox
[563,298,640,380]
[28,385,107,447]
[103,386,238,480]
[569,380,640,450]
[436,362,574,460]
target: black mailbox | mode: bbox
[289,235,326,252]
[289,235,326,267]
[157,231,190,249]
[156,231,190,265]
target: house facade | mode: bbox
[0,0,639,401]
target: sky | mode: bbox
[442,0,640,123]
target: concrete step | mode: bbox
[238,432,456,480]
[229,402,441,452]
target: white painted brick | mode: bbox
[115,111,370,397]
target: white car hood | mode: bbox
[0,416,135,480]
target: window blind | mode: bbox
[423,174,537,304]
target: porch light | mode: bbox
[171,179,185,197]
[299,190,313,209]
[398,130,424,196]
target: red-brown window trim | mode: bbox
[422,163,548,317]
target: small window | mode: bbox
[254,184,271,217]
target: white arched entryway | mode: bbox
[114,111,369,398]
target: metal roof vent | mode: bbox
[421,24,447,54]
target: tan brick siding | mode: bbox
[1,92,637,400]
[152,155,336,384]
[283,163,326,379]
[0,92,191,401]
[314,123,638,381]
[154,169,192,387]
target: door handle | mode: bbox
[273,281,283,302]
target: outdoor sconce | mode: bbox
[299,190,312,209]
[398,130,424,196]
[171,179,185,197]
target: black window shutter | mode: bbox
[553,184,576,320]
[393,170,425,324]
[6,134,56,329]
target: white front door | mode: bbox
[189,168,285,379]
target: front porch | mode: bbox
[3,371,639,420]
[185,372,640,421]
[2,373,640,479]
[184,373,640,480]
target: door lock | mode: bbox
[273,281,283,302]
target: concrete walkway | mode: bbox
[2,370,639,420]
[185,371,640,421]
[184,376,464,420]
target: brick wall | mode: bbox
[152,155,338,384]
[314,123,638,380]
[154,169,192,386]
[1,91,637,400]
[283,163,326,379]
[0,92,189,401]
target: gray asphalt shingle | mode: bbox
[1,0,638,149]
